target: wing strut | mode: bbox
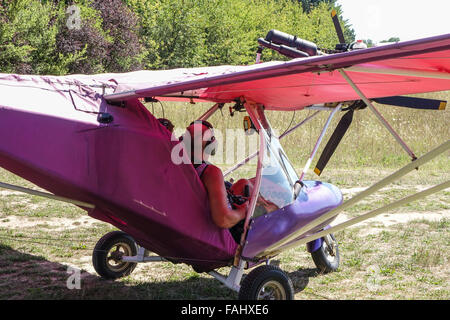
[0,181,95,209]
[271,179,450,256]
[338,69,418,161]
[197,103,223,122]
[299,105,342,181]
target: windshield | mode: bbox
[253,126,298,218]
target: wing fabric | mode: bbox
[104,33,450,110]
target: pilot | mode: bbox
[183,120,252,232]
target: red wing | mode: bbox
[104,34,450,110]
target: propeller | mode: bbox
[372,96,447,110]
[331,9,346,45]
[314,109,355,176]
[313,94,447,176]
[314,101,367,176]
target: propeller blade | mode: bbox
[331,9,346,44]
[314,110,354,176]
[373,96,447,110]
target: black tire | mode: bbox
[311,233,340,273]
[238,265,294,300]
[92,231,138,280]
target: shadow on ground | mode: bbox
[0,245,320,299]
[270,259,319,295]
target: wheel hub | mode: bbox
[109,249,124,262]
[257,281,287,300]
[324,235,337,257]
[106,243,132,272]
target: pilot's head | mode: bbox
[184,120,218,164]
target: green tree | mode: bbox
[125,0,208,69]
[0,0,81,74]
[90,0,144,72]
[126,0,351,69]
[297,0,335,13]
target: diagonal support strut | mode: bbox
[338,69,417,161]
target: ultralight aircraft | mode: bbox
[0,10,449,299]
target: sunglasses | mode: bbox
[189,120,214,130]
[158,118,174,130]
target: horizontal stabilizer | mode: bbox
[373,96,447,110]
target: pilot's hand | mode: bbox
[233,198,249,219]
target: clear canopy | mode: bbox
[253,120,298,218]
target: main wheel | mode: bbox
[311,233,340,273]
[238,265,294,300]
[92,231,138,280]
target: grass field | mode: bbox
[0,91,448,300]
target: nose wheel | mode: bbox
[311,233,340,273]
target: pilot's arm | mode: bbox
[200,165,248,229]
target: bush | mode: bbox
[55,0,144,74]
[54,1,110,74]
[91,0,144,72]
[0,0,79,75]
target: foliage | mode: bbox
[90,0,144,72]
[54,0,144,73]
[363,39,375,48]
[53,0,109,74]
[126,0,355,69]
[296,0,335,13]
[0,0,79,74]
[0,0,355,74]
